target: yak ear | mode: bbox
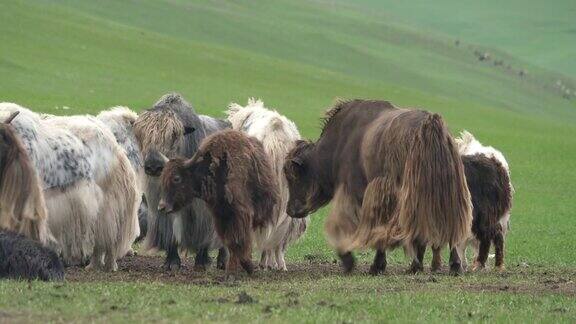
[291,157,304,167]
[4,111,20,124]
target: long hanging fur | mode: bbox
[133,93,226,270]
[0,103,139,271]
[398,114,472,249]
[0,117,53,247]
[226,98,308,270]
[283,99,472,274]
[97,106,144,244]
[160,130,279,274]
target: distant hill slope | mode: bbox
[351,0,576,78]
[10,0,575,122]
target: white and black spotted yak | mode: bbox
[0,103,139,271]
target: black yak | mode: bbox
[0,230,64,281]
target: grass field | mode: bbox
[0,0,575,322]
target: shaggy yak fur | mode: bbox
[97,107,147,242]
[134,93,229,271]
[0,103,139,271]
[0,230,64,281]
[431,131,513,272]
[226,98,308,270]
[284,99,472,275]
[0,112,53,246]
[159,130,279,275]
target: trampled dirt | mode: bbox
[64,254,576,297]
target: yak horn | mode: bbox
[4,111,20,124]
[158,151,169,163]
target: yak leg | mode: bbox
[408,240,426,274]
[449,245,464,275]
[431,246,443,273]
[369,249,387,275]
[259,251,269,270]
[456,241,469,271]
[216,247,228,270]
[325,186,360,274]
[275,247,287,271]
[227,240,254,276]
[472,238,490,271]
[494,227,505,271]
[226,251,240,274]
[230,243,254,275]
[194,247,211,271]
[163,242,181,271]
[266,250,279,270]
[337,251,355,274]
[239,254,255,275]
[86,248,104,270]
[103,248,118,272]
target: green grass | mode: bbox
[353,0,576,78]
[0,0,575,322]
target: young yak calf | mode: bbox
[431,131,513,272]
[159,130,279,275]
[0,230,64,281]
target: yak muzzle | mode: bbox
[144,150,168,177]
[157,198,173,214]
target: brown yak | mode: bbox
[284,99,472,275]
[158,130,279,275]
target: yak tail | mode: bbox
[398,113,472,249]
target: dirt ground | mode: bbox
[64,254,576,296]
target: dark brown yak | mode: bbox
[159,130,279,274]
[431,152,513,272]
[284,99,472,274]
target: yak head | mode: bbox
[134,93,201,166]
[283,140,328,218]
[158,151,222,214]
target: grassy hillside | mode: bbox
[0,0,575,322]
[353,0,576,78]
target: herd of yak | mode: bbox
[0,94,513,281]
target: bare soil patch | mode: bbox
[64,255,576,296]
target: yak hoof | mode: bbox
[407,261,424,274]
[450,264,464,276]
[104,261,118,272]
[162,260,182,271]
[471,261,484,272]
[430,264,442,273]
[495,265,506,272]
[339,252,355,274]
[368,264,384,276]
[194,264,207,272]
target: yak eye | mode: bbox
[184,126,196,135]
[173,175,182,184]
